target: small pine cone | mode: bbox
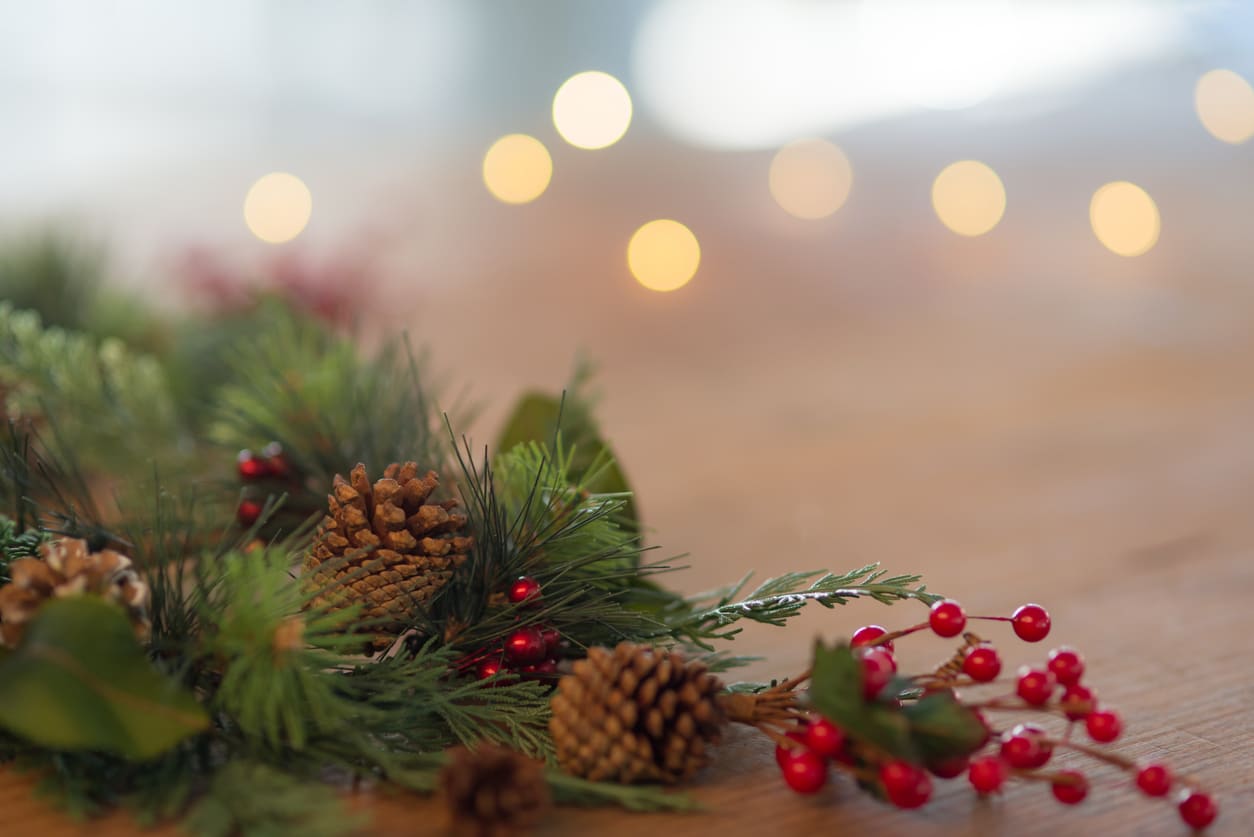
[549,642,726,784]
[439,744,551,837]
[0,538,150,649]
[305,462,473,651]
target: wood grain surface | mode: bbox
[4,254,1254,836]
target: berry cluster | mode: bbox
[770,600,1218,832]
[235,443,292,526]
[466,577,563,682]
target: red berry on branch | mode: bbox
[927,755,969,779]
[1046,646,1085,685]
[804,717,846,760]
[237,450,269,480]
[1178,791,1218,829]
[968,756,1008,794]
[851,624,894,652]
[1011,603,1051,642]
[859,648,896,700]
[1135,764,1173,797]
[541,627,561,658]
[1085,709,1122,743]
[929,600,967,637]
[1051,770,1089,805]
[1016,667,1056,706]
[504,627,547,665]
[780,748,828,794]
[507,576,543,605]
[260,442,289,478]
[962,645,1002,682]
[1001,725,1052,769]
[237,499,263,527]
[880,761,932,809]
[1061,683,1096,720]
[476,658,505,681]
[521,659,559,679]
[774,730,808,767]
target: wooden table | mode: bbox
[6,248,1254,835]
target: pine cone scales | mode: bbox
[306,462,472,650]
[550,642,726,784]
[440,744,551,836]
[0,538,150,649]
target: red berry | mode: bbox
[1061,683,1096,720]
[236,499,263,527]
[968,756,1008,794]
[476,658,504,680]
[774,730,808,767]
[507,576,542,605]
[851,624,894,652]
[859,647,896,700]
[962,645,1002,682]
[1085,709,1122,743]
[927,755,969,779]
[1012,604,1051,642]
[780,748,828,794]
[1046,647,1085,685]
[521,658,558,679]
[929,599,967,637]
[504,626,546,665]
[880,761,932,809]
[804,717,846,760]
[1135,764,1173,797]
[237,450,269,480]
[541,627,561,658]
[1178,791,1218,829]
[261,442,289,478]
[1016,667,1056,706]
[1051,770,1088,805]
[1001,725,1052,769]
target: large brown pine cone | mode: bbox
[549,642,726,784]
[0,538,150,649]
[439,744,551,837]
[305,462,472,651]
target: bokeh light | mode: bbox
[243,173,312,244]
[482,134,553,204]
[627,219,700,292]
[931,160,1006,237]
[1090,181,1160,257]
[769,139,853,220]
[1195,69,1254,144]
[552,71,633,150]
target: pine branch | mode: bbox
[547,772,701,812]
[184,761,362,837]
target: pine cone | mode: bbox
[549,642,725,784]
[0,538,150,649]
[439,744,551,837]
[305,462,472,651]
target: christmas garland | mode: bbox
[0,298,1219,834]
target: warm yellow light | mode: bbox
[482,134,553,204]
[1195,69,1254,144]
[931,160,1005,237]
[243,173,312,244]
[1090,181,1159,257]
[769,139,853,220]
[627,219,700,292]
[552,71,633,150]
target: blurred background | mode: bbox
[4,0,1254,668]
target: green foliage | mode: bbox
[0,597,208,759]
[0,233,105,333]
[184,761,362,837]
[0,514,49,583]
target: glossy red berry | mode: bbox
[880,761,932,809]
[504,626,547,665]
[541,627,561,658]
[859,648,896,700]
[507,576,543,605]
[1135,764,1172,797]
[1001,725,1052,769]
[927,755,969,779]
[780,748,828,794]
[962,645,1002,682]
[521,658,558,679]
[260,442,289,478]
[1051,770,1088,805]
[476,658,504,681]
[1085,709,1122,743]
[1178,791,1218,829]
[968,756,1008,794]
[1016,667,1056,706]
[804,717,846,760]
[774,730,808,767]
[851,624,894,652]
[1011,603,1051,642]
[929,599,967,637]
[1061,683,1096,720]
[1046,646,1085,685]
[237,450,269,480]
[236,499,263,527]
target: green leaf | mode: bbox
[902,690,989,765]
[807,641,915,761]
[0,597,208,760]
